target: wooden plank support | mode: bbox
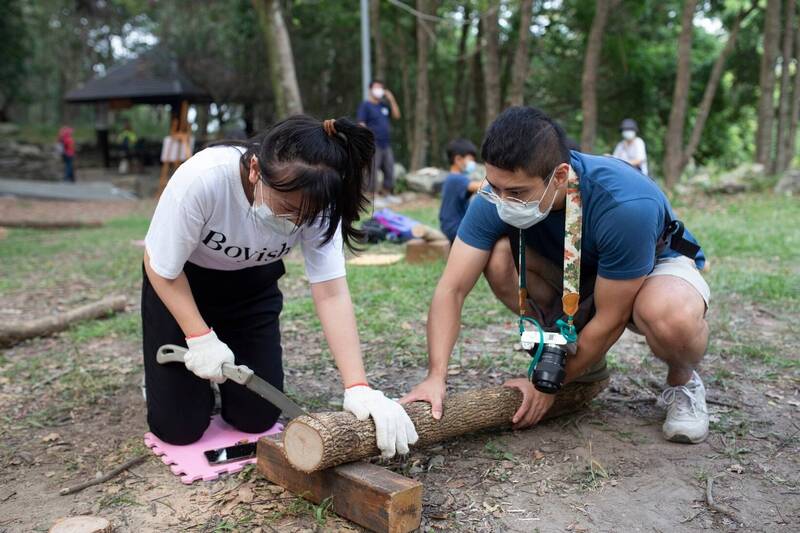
[257,437,422,533]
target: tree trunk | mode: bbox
[580,0,617,152]
[410,0,433,171]
[481,1,502,127]
[283,380,609,472]
[787,16,800,169]
[662,0,698,188]
[451,6,472,136]
[507,0,535,107]
[370,0,386,81]
[774,0,797,173]
[195,104,210,140]
[252,0,303,118]
[755,0,782,165]
[681,7,753,170]
[472,19,486,133]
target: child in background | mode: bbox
[58,126,76,182]
[439,139,480,242]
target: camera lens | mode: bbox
[532,344,567,394]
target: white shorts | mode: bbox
[627,255,710,334]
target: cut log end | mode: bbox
[283,420,325,472]
[283,380,609,472]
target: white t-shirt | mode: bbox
[145,146,346,284]
[612,137,648,176]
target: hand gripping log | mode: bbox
[282,379,608,472]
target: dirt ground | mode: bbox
[1,199,798,532]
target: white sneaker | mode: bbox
[658,371,709,443]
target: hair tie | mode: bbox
[323,119,337,137]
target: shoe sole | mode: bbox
[666,432,707,444]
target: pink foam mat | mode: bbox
[144,415,283,484]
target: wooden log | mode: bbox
[405,238,450,263]
[258,437,422,533]
[0,295,127,347]
[0,219,103,229]
[410,223,447,242]
[284,379,608,472]
[49,516,112,533]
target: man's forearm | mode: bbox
[564,313,628,382]
[426,287,464,379]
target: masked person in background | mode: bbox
[142,115,417,455]
[403,107,711,444]
[439,138,482,243]
[612,118,648,176]
[357,80,401,197]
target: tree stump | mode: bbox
[405,239,450,263]
[283,379,608,472]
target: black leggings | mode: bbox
[142,261,285,445]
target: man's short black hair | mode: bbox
[446,138,477,164]
[481,106,571,179]
[370,80,384,88]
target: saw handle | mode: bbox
[156,344,187,364]
[155,344,253,385]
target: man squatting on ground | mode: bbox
[403,107,711,444]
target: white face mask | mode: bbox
[622,129,636,141]
[494,167,559,229]
[253,181,299,237]
[371,87,385,99]
[464,160,477,174]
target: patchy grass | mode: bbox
[680,194,799,307]
[0,216,149,294]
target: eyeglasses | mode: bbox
[476,179,540,207]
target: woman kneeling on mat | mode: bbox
[142,115,417,456]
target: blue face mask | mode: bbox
[464,160,477,175]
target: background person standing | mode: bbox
[58,126,76,182]
[612,118,648,176]
[357,80,401,196]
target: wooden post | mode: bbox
[257,437,422,533]
[283,379,608,472]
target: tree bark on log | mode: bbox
[0,295,127,347]
[283,379,608,472]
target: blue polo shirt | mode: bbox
[356,100,391,148]
[439,171,472,242]
[457,151,705,285]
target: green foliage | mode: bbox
[7,0,770,174]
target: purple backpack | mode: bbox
[372,208,419,242]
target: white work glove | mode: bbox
[184,329,235,384]
[343,385,419,458]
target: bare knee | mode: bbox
[484,238,516,308]
[635,298,707,355]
